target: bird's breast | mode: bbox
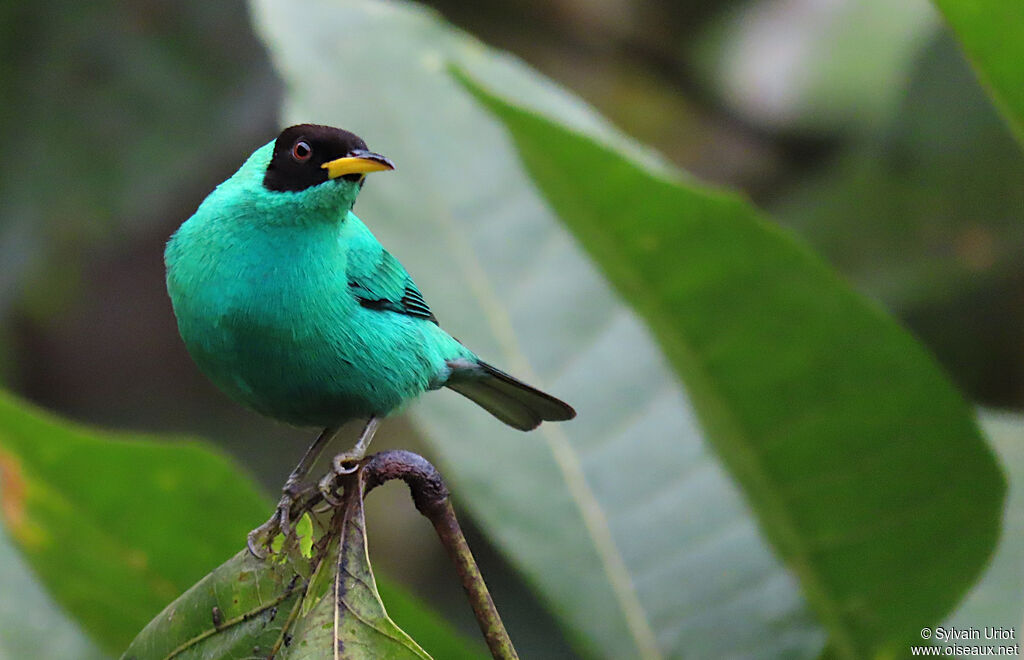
[166,220,442,426]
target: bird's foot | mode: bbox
[316,449,364,505]
[246,481,304,559]
[317,417,380,504]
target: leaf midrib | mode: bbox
[373,62,664,659]
[523,121,861,657]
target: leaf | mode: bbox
[457,71,1005,656]
[120,549,304,660]
[943,411,1024,635]
[0,525,108,660]
[376,581,482,660]
[0,388,269,652]
[123,471,431,660]
[0,388,482,658]
[251,2,1003,654]
[282,473,432,660]
[253,2,815,657]
[929,0,1024,145]
[252,0,1002,657]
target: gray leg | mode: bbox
[247,425,340,557]
[318,417,380,503]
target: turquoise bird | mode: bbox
[165,124,575,551]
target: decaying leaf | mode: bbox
[123,469,431,660]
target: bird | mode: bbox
[165,124,575,553]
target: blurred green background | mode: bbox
[0,0,1020,657]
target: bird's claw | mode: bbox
[317,472,343,506]
[316,450,362,505]
[251,438,372,556]
[334,455,361,475]
[246,487,301,559]
[246,510,280,559]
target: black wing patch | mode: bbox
[347,249,439,325]
[398,286,436,322]
[353,283,438,324]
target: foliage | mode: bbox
[773,36,1024,313]
[123,470,432,660]
[695,0,939,133]
[945,412,1024,641]
[0,526,106,659]
[0,389,480,657]
[251,0,1005,657]
[930,0,1024,144]
[0,1,274,321]
[0,389,268,650]
[0,0,1019,657]
[457,70,1004,656]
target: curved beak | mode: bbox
[321,149,395,179]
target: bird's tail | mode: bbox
[444,360,576,431]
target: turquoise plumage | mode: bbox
[165,124,574,547]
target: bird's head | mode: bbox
[261,124,394,212]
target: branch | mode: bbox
[363,450,519,660]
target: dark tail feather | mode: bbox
[445,360,576,431]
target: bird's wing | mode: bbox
[346,247,438,324]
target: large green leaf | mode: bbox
[0,389,269,651]
[767,35,1024,413]
[929,0,1024,145]
[252,1,1004,657]
[459,73,1005,656]
[252,2,815,657]
[0,389,482,658]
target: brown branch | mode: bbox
[363,450,519,660]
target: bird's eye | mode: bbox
[291,140,312,162]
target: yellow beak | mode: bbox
[321,150,395,179]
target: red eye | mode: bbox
[291,140,312,162]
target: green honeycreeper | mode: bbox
[166,124,575,551]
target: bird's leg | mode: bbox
[318,417,380,504]
[247,425,340,558]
